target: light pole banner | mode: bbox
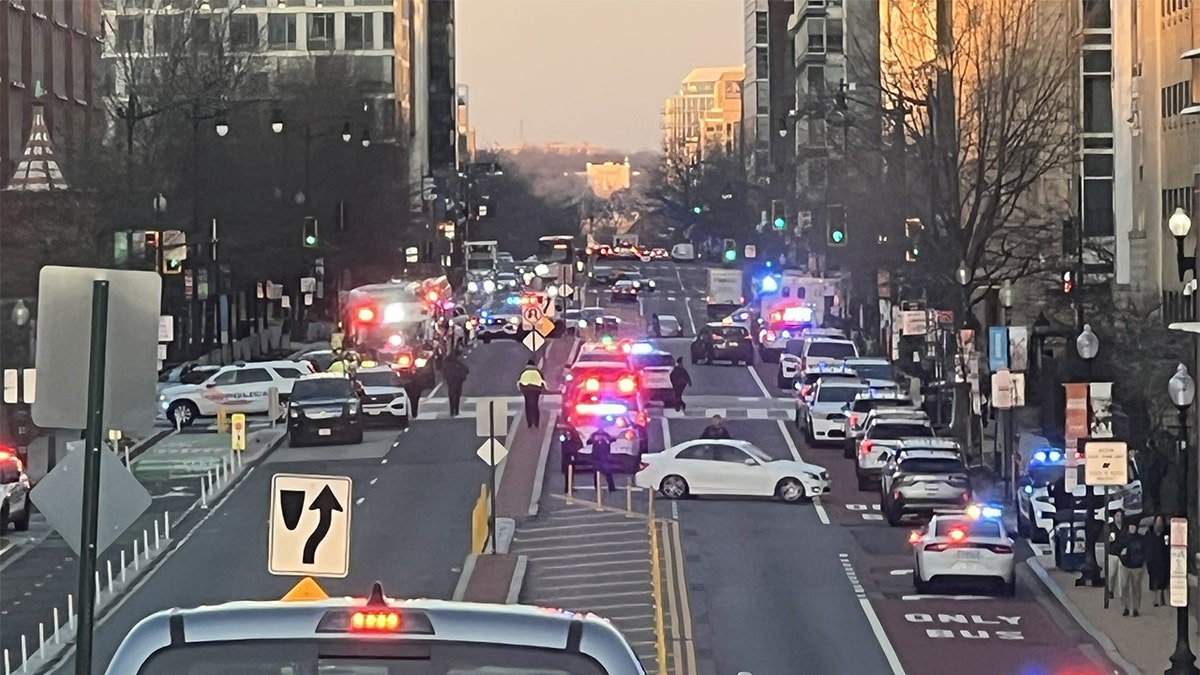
[1064,383,1090,451]
[988,326,1009,372]
[1007,326,1029,371]
[1088,382,1114,438]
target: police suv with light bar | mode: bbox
[1015,447,1144,543]
[911,506,1016,596]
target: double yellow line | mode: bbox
[649,513,696,675]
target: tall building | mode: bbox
[1,0,103,186]
[425,0,455,173]
[662,66,745,163]
[742,0,793,183]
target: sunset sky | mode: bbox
[456,0,744,152]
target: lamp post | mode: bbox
[1075,323,1104,587]
[1167,364,1199,675]
[11,299,31,366]
[1169,207,1196,283]
[999,280,1015,490]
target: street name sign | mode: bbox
[269,473,352,578]
[34,266,161,434]
[1083,440,1128,486]
[30,443,152,556]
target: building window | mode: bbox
[30,20,45,87]
[116,15,145,53]
[755,47,768,78]
[229,14,258,51]
[1082,49,1111,74]
[267,14,296,50]
[308,13,334,51]
[1082,178,1114,236]
[52,30,65,96]
[191,15,213,47]
[345,12,372,50]
[807,19,825,54]
[382,12,394,48]
[806,65,826,94]
[826,18,843,53]
[71,37,84,100]
[1083,74,1113,132]
[154,14,180,52]
[756,85,770,114]
[1082,0,1111,29]
[755,10,768,44]
[8,11,23,83]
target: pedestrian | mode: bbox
[650,313,660,337]
[403,373,426,419]
[1116,520,1147,616]
[588,427,618,492]
[518,359,547,428]
[1146,514,1170,607]
[700,415,731,440]
[1105,509,1125,601]
[670,357,693,412]
[441,350,469,417]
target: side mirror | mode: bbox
[744,459,756,466]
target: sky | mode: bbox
[456,0,744,153]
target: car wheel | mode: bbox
[660,475,689,499]
[776,478,807,503]
[350,429,364,444]
[12,501,29,531]
[166,400,199,428]
[914,565,930,593]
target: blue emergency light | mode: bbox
[1032,449,1062,463]
[631,343,655,355]
[504,295,520,306]
[760,275,780,293]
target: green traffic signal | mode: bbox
[831,230,845,244]
[773,217,786,230]
[692,205,702,215]
[304,234,317,246]
[723,249,736,262]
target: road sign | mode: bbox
[522,304,545,325]
[1083,440,1128,486]
[534,316,556,338]
[476,438,508,466]
[523,331,546,353]
[231,412,247,450]
[269,473,352,578]
[33,267,161,434]
[158,316,174,342]
[1171,537,1188,607]
[475,397,509,438]
[30,443,152,556]
[560,283,575,297]
[3,368,35,404]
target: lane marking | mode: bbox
[672,500,679,520]
[675,267,697,335]
[777,420,828,525]
[840,553,907,675]
[661,417,672,450]
[668,519,698,674]
[355,497,365,505]
[703,408,726,418]
[747,364,772,398]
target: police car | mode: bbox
[792,362,860,405]
[355,365,411,428]
[911,505,1016,596]
[1016,448,1144,543]
[796,380,868,445]
[757,305,819,362]
[629,343,676,404]
[854,416,935,491]
[777,328,848,386]
[557,398,645,475]
[157,360,314,427]
[841,390,918,458]
[104,580,646,674]
[475,302,522,342]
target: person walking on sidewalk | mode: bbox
[403,372,426,419]
[1106,509,1125,601]
[441,350,469,417]
[518,359,547,428]
[588,427,618,492]
[1116,520,1147,616]
[670,357,692,412]
[1147,514,1170,607]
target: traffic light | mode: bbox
[722,238,737,262]
[827,205,847,246]
[163,257,182,274]
[692,204,702,215]
[770,200,786,230]
[303,217,318,248]
[144,231,160,270]
[1062,270,1074,294]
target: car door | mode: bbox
[230,368,275,412]
[670,443,717,493]
[709,444,768,495]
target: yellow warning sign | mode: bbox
[280,576,329,602]
[231,412,247,451]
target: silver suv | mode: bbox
[842,391,917,458]
[879,441,970,526]
[854,417,935,491]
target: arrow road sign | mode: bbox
[522,305,545,325]
[522,331,546,353]
[269,473,352,578]
[1084,440,1128,486]
[476,438,508,466]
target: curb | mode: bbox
[450,553,528,605]
[507,555,528,604]
[452,554,479,601]
[1025,554,1142,675]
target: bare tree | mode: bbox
[880,0,1076,308]
[643,144,754,239]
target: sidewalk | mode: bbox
[1035,551,1198,675]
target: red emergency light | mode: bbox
[350,610,402,632]
[356,306,377,323]
[396,354,413,368]
[617,377,636,394]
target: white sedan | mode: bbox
[912,509,1016,596]
[635,439,830,503]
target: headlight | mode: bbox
[415,357,428,368]
[289,408,300,418]
[803,472,822,481]
[483,279,496,292]
[467,281,479,293]
[508,316,520,324]
[577,320,587,329]
[534,263,550,276]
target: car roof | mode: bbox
[298,372,350,381]
[806,337,855,346]
[844,357,890,365]
[855,390,911,400]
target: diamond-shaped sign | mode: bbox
[476,438,508,466]
[560,283,575,298]
[535,316,556,337]
[522,331,546,353]
[30,444,153,556]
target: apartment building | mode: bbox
[662,66,745,163]
[742,0,794,182]
[1,0,103,186]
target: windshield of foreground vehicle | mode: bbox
[807,342,856,359]
[292,379,354,399]
[357,371,403,388]
[135,640,613,674]
[816,386,864,403]
[851,363,894,381]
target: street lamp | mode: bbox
[214,117,229,137]
[999,280,1014,321]
[271,108,285,134]
[11,299,29,327]
[360,128,371,148]
[955,261,971,287]
[340,122,352,143]
[1169,207,1197,282]
[1166,364,1199,675]
[1075,323,1104,588]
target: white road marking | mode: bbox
[675,267,697,335]
[427,381,443,398]
[776,419,828,524]
[901,595,996,601]
[891,569,913,575]
[747,408,768,419]
[369,478,378,485]
[704,408,726,418]
[672,500,679,520]
[661,416,672,449]
[747,365,772,398]
[355,497,365,505]
[841,554,907,675]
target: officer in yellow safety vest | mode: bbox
[517,359,547,428]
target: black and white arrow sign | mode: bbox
[269,473,353,578]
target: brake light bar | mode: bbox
[617,377,637,394]
[575,403,627,416]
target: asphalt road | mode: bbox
[42,343,513,675]
[595,258,1120,675]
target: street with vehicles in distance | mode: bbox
[0,254,1133,675]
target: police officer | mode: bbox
[670,357,693,412]
[589,427,618,492]
[517,359,547,428]
[441,350,469,417]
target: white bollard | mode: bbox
[94,572,101,604]
[154,519,161,550]
[142,530,150,561]
[52,608,60,644]
[164,512,171,540]
[4,647,10,675]
[21,634,28,665]
[121,550,127,583]
[106,560,114,592]
[38,624,45,657]
[200,474,209,509]
[236,448,243,470]
[67,595,75,630]
[133,539,141,572]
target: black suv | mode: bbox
[287,374,365,447]
[690,323,755,366]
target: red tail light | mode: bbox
[350,610,401,632]
[985,544,1013,554]
[397,354,412,368]
[617,377,636,394]
[624,430,636,441]
[356,306,377,323]
[859,440,873,456]
[948,528,966,542]
[425,290,440,303]
[908,530,922,545]
[638,461,649,472]
[635,411,648,427]
[924,543,949,552]
[584,378,600,392]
